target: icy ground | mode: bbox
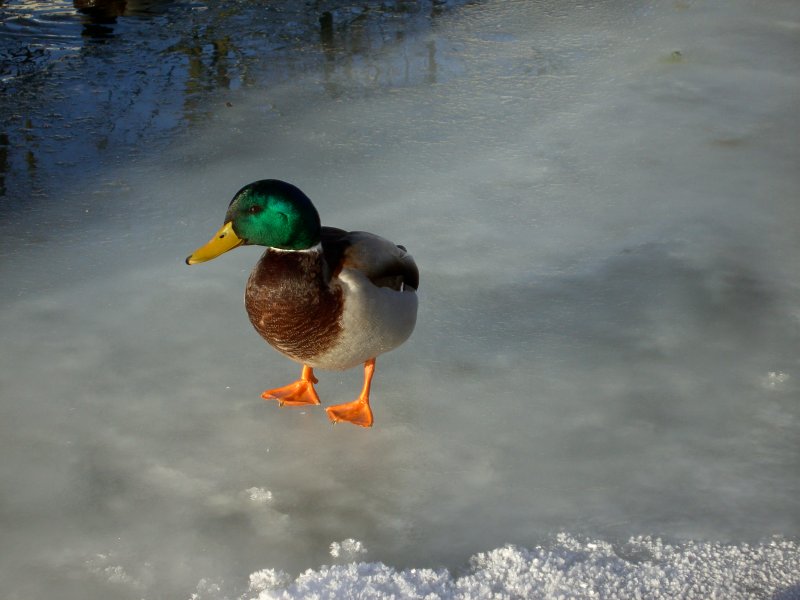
[1,0,799,598]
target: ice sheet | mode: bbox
[1,0,799,598]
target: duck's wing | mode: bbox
[321,227,419,291]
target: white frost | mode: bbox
[330,538,368,559]
[249,569,292,593]
[246,535,799,600]
[246,487,274,504]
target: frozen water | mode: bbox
[1,0,799,598]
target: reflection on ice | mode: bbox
[0,0,463,200]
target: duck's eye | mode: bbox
[247,205,263,215]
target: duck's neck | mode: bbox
[263,242,323,254]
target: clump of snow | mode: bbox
[246,487,274,504]
[245,535,800,600]
[249,569,292,594]
[330,538,368,560]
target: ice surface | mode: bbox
[1,0,799,598]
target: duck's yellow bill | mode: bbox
[185,221,243,265]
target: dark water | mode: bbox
[0,0,457,202]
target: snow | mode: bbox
[247,487,274,504]
[330,539,369,560]
[242,535,800,600]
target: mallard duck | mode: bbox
[186,179,419,427]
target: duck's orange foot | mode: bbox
[262,366,321,407]
[326,399,373,428]
[262,380,320,406]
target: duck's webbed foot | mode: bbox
[326,399,374,427]
[262,365,321,407]
[325,358,375,428]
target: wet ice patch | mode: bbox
[246,535,799,600]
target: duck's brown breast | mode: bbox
[244,249,343,363]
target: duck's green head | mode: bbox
[186,179,321,265]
